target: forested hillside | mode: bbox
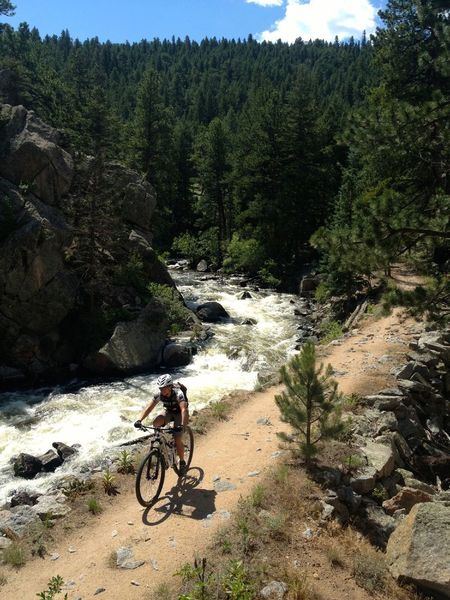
[0,0,448,310]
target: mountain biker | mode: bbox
[134,374,189,475]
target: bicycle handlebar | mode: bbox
[136,424,184,434]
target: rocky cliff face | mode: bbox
[0,103,186,385]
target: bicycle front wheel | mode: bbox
[173,426,195,476]
[135,449,165,507]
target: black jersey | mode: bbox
[153,386,186,413]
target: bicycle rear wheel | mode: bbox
[135,448,165,507]
[173,426,194,476]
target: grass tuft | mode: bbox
[2,542,26,567]
[87,497,103,515]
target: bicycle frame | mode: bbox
[140,426,178,469]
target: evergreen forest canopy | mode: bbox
[0,1,448,317]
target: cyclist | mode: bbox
[134,374,189,475]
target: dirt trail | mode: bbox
[1,309,420,600]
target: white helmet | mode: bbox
[156,374,173,388]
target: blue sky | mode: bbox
[4,0,387,44]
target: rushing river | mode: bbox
[0,271,304,503]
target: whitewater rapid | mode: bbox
[0,271,304,502]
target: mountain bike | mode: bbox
[134,424,194,507]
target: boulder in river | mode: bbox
[38,449,63,472]
[83,298,168,374]
[161,342,192,368]
[12,453,43,479]
[9,490,40,508]
[196,259,208,272]
[196,301,230,322]
[52,442,78,461]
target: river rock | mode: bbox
[161,342,192,368]
[52,442,78,461]
[13,453,43,479]
[196,259,208,272]
[299,275,320,296]
[10,490,40,507]
[386,502,450,598]
[32,495,72,520]
[382,487,433,515]
[238,291,252,300]
[83,298,168,374]
[195,301,230,322]
[0,505,41,537]
[38,449,63,472]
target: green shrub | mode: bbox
[116,449,135,474]
[172,228,221,266]
[320,320,343,344]
[223,560,254,600]
[314,281,330,303]
[172,232,204,265]
[36,575,68,600]
[62,478,94,499]
[147,282,190,334]
[223,233,265,275]
[102,469,118,495]
[344,453,366,472]
[87,497,103,515]
[371,484,389,504]
[257,260,281,288]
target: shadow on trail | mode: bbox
[142,467,217,526]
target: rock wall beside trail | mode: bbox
[0,103,190,385]
[318,329,450,598]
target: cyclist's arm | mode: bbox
[179,400,189,427]
[139,398,158,422]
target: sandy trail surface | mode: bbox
[1,309,419,600]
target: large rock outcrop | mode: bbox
[0,103,187,383]
[0,104,74,205]
[386,502,450,598]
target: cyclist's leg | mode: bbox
[172,412,185,461]
[152,414,166,428]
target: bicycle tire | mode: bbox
[135,448,165,507]
[173,426,195,476]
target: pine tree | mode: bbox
[275,342,343,466]
[0,1,15,17]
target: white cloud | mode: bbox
[247,0,284,6]
[258,0,377,43]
